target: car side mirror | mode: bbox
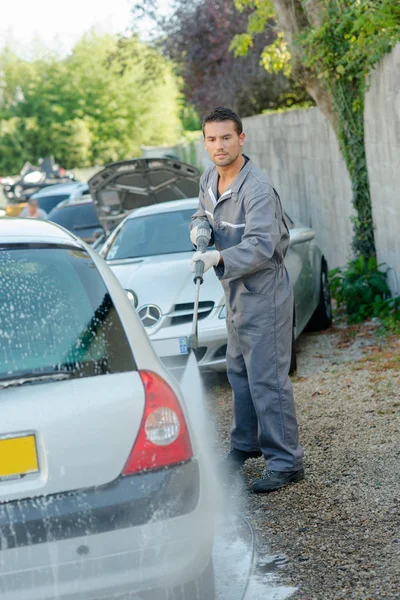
[289,228,316,246]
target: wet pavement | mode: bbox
[213,514,296,600]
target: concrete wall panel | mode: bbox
[365,44,400,294]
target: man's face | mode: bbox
[204,120,245,167]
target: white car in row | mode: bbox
[0,218,215,600]
[89,159,332,374]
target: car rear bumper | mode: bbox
[0,523,214,600]
[0,459,214,599]
[0,461,200,551]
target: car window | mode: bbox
[49,204,100,230]
[38,194,70,214]
[0,247,135,381]
[106,209,197,260]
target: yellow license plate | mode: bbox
[0,435,39,479]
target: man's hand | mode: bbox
[191,250,221,274]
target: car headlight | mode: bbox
[125,289,138,309]
[219,306,226,319]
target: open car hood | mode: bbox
[88,158,200,232]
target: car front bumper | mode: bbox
[150,317,228,373]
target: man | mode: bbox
[190,106,304,493]
[19,198,48,220]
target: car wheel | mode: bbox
[170,559,216,600]
[307,261,333,331]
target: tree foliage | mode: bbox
[132,0,311,118]
[0,34,183,175]
[231,0,400,259]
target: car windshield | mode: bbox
[0,246,135,381]
[105,209,196,260]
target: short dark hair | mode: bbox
[202,106,243,137]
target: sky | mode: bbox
[1,0,171,56]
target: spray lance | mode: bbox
[187,221,212,353]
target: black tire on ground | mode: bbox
[169,560,216,600]
[307,261,333,331]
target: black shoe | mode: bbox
[251,469,304,493]
[222,448,263,474]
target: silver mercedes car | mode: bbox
[98,204,331,373]
[90,158,332,373]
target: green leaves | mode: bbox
[231,0,277,59]
[229,0,399,260]
[300,0,400,86]
[230,33,254,57]
[261,32,292,77]
[329,255,399,327]
[0,34,183,174]
[298,0,400,259]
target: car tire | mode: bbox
[170,559,216,600]
[307,261,333,331]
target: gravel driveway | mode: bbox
[204,323,400,599]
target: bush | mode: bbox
[329,256,400,332]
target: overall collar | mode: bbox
[208,154,252,207]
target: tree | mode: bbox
[132,0,311,118]
[0,34,183,174]
[231,0,400,258]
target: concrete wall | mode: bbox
[364,44,400,295]
[241,109,354,270]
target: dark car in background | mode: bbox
[48,197,104,244]
[2,158,77,216]
[31,182,90,215]
[5,182,90,218]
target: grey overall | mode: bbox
[192,157,303,471]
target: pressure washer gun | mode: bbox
[188,221,211,352]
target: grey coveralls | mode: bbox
[192,157,303,472]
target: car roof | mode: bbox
[122,197,298,228]
[126,197,198,220]
[31,182,88,198]
[0,218,83,248]
[53,196,94,211]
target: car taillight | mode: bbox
[122,370,193,475]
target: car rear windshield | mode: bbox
[49,203,100,230]
[38,194,71,214]
[0,246,135,381]
[105,209,197,260]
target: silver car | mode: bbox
[0,218,215,599]
[99,197,332,373]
